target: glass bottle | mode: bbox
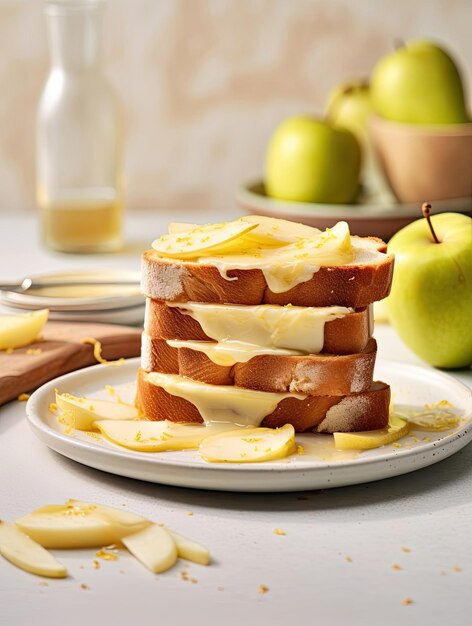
[37,0,124,253]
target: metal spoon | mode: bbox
[0,277,140,293]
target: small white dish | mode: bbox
[26,358,472,493]
[1,269,144,325]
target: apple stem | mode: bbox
[393,38,405,50]
[422,202,440,243]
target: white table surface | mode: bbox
[1,213,471,626]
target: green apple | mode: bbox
[387,210,472,368]
[325,80,394,201]
[325,80,373,144]
[371,39,469,124]
[265,116,361,204]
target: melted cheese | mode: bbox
[207,256,321,293]
[198,223,354,293]
[198,235,383,293]
[145,372,306,427]
[166,339,302,366]
[167,302,352,354]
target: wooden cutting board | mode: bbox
[0,321,141,406]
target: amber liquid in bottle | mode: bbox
[40,193,122,253]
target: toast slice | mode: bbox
[136,369,390,433]
[144,300,373,355]
[141,236,394,308]
[141,336,377,396]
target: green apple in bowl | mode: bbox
[265,116,361,204]
[326,79,394,202]
[371,39,469,124]
[387,205,472,368]
[325,80,372,144]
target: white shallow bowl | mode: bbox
[26,358,472,493]
[238,180,472,240]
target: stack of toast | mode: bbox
[136,216,395,433]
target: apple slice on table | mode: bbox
[166,529,210,566]
[0,309,49,350]
[14,501,150,548]
[122,524,178,574]
[152,220,258,259]
[0,521,67,578]
[65,500,149,528]
[55,392,139,431]
[334,415,410,450]
[199,424,296,463]
[95,420,210,452]
[387,207,472,368]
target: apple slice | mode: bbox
[326,220,353,256]
[152,221,258,259]
[166,529,210,565]
[63,500,150,529]
[293,220,353,263]
[95,420,210,452]
[55,392,139,431]
[0,520,67,578]
[239,215,321,246]
[14,501,150,548]
[169,217,321,248]
[199,424,296,463]
[122,524,178,574]
[0,309,49,350]
[333,415,410,450]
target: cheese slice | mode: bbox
[166,339,302,366]
[166,301,351,354]
[145,372,306,427]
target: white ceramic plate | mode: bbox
[26,358,472,493]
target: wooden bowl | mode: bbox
[369,116,472,204]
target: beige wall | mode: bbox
[0,0,471,213]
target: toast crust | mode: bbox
[142,238,394,308]
[135,369,390,433]
[145,300,373,355]
[141,336,377,396]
